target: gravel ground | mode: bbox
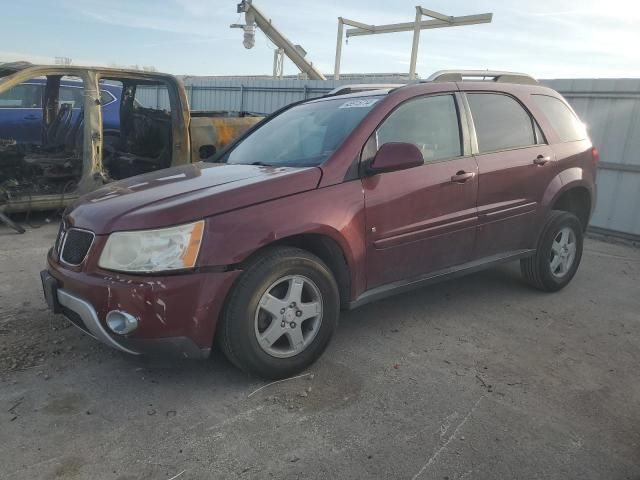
[0,220,639,480]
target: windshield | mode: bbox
[221,96,381,167]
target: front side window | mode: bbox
[376,94,462,163]
[0,83,42,108]
[467,93,536,153]
[223,96,380,167]
[532,94,586,143]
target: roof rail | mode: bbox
[426,70,538,85]
[327,84,404,96]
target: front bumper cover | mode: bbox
[42,272,210,358]
[57,288,140,355]
[41,252,241,358]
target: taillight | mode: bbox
[591,146,600,166]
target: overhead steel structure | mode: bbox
[334,7,493,80]
[232,0,326,80]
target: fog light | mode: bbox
[106,310,139,335]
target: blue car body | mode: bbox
[0,78,121,144]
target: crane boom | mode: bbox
[235,1,326,80]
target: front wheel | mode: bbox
[521,210,584,292]
[217,247,340,379]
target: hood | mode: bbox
[66,163,322,234]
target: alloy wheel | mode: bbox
[549,226,577,278]
[254,275,323,358]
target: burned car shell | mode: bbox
[0,63,261,213]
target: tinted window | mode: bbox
[533,94,586,142]
[0,83,42,108]
[224,96,379,167]
[377,94,461,162]
[60,85,84,109]
[467,93,535,153]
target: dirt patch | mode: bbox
[249,361,364,412]
[48,456,85,479]
[42,392,88,416]
[0,308,114,382]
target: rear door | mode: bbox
[465,92,556,258]
[362,93,478,289]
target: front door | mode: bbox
[362,93,478,289]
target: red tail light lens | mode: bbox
[591,147,600,165]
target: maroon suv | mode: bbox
[41,70,597,379]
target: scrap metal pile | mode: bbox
[0,136,80,204]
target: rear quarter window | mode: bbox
[99,89,116,106]
[532,94,586,142]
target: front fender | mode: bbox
[199,181,368,299]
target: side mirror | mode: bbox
[369,142,423,174]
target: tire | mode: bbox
[521,210,584,292]
[217,246,340,379]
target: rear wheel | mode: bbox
[217,247,339,379]
[521,210,584,292]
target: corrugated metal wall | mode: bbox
[543,79,640,239]
[138,77,640,239]
[136,76,410,113]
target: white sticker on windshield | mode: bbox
[339,98,380,109]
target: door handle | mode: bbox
[533,155,551,166]
[23,114,38,120]
[451,171,475,183]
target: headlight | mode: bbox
[99,221,204,273]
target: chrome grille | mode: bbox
[54,222,65,254]
[60,228,94,266]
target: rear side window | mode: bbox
[532,94,586,142]
[376,94,461,163]
[467,93,536,153]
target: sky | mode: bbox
[1,0,639,79]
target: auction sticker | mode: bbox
[339,98,380,109]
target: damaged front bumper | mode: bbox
[40,251,241,359]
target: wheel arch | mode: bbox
[541,167,594,231]
[549,184,593,231]
[238,232,353,309]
